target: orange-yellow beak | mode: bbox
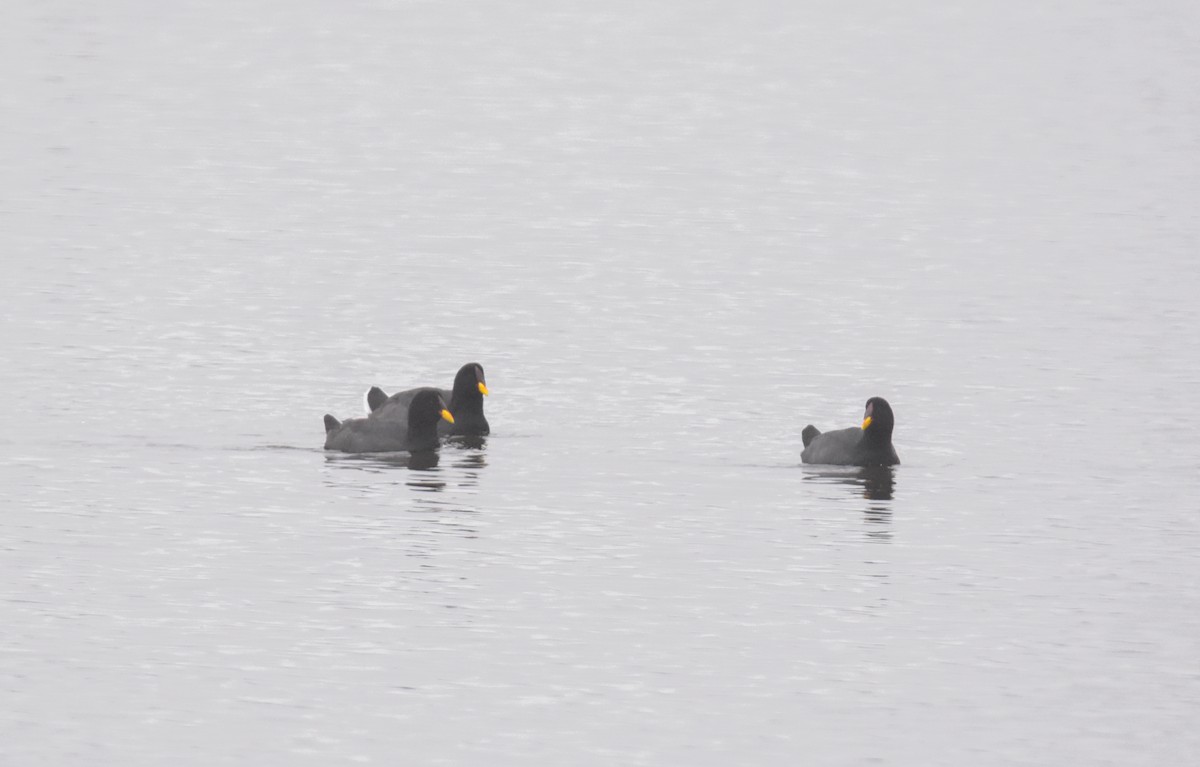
[477,382,489,396]
[861,416,873,430]
[441,409,455,424]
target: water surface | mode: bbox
[3,1,1199,764]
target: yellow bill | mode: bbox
[478,382,489,396]
[441,409,455,424]
[862,416,872,430]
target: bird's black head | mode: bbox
[409,389,455,430]
[861,397,895,441]
[451,362,488,405]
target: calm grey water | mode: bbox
[3,1,1199,764]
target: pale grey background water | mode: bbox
[3,1,1199,764]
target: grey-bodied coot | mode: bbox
[324,389,454,453]
[801,397,900,466]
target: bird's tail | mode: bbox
[365,386,388,413]
[802,425,820,447]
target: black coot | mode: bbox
[801,397,899,466]
[367,362,489,437]
[324,389,454,453]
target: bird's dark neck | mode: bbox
[449,388,483,414]
[861,425,892,448]
[407,416,440,451]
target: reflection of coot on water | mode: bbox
[858,465,895,501]
[804,465,896,502]
[803,464,896,540]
